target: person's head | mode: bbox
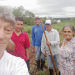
[45,20,52,30]
[15,17,24,32]
[0,6,15,51]
[62,25,74,40]
[34,16,40,26]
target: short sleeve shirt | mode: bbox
[8,31,30,61]
[0,51,29,75]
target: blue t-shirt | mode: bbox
[32,24,46,47]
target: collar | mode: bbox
[21,30,25,34]
[45,28,53,33]
[36,24,41,26]
[64,37,75,44]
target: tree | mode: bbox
[12,6,25,17]
[25,10,35,18]
[12,6,35,25]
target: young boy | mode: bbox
[41,20,60,75]
[0,6,29,75]
[8,17,30,70]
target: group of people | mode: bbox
[0,6,75,75]
[32,17,60,75]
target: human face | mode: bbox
[15,20,23,32]
[63,27,74,40]
[45,24,52,30]
[35,19,40,26]
[0,20,13,51]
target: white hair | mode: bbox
[0,6,15,25]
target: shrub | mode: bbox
[25,29,32,33]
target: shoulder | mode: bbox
[52,29,59,33]
[43,24,45,26]
[32,25,36,29]
[4,51,29,75]
[21,31,28,36]
[52,29,58,31]
[40,24,45,27]
[12,31,15,34]
[6,51,22,60]
[6,51,25,65]
[71,37,75,44]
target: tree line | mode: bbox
[12,6,35,25]
[12,6,49,25]
[12,6,75,26]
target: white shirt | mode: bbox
[41,28,60,55]
[0,51,29,75]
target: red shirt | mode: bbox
[8,31,30,61]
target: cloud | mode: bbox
[30,0,75,18]
[0,0,75,18]
[0,0,6,1]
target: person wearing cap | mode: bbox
[32,16,46,71]
[41,20,60,75]
[0,6,29,75]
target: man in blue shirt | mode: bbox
[32,16,46,71]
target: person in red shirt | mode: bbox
[8,17,30,70]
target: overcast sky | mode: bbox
[0,0,75,18]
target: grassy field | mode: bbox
[23,20,75,32]
[23,20,75,75]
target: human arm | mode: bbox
[73,44,75,63]
[46,41,51,46]
[41,33,47,57]
[25,48,29,59]
[6,40,15,52]
[25,32,30,59]
[32,27,35,52]
[50,30,60,46]
[32,46,35,53]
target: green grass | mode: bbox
[52,21,75,31]
[23,24,32,33]
[23,21,75,33]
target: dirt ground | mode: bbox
[29,31,63,75]
[29,46,49,75]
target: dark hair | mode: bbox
[15,17,24,23]
[34,16,40,20]
[62,24,75,36]
[62,25,74,32]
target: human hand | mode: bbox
[46,41,51,46]
[43,52,47,57]
[32,46,35,53]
